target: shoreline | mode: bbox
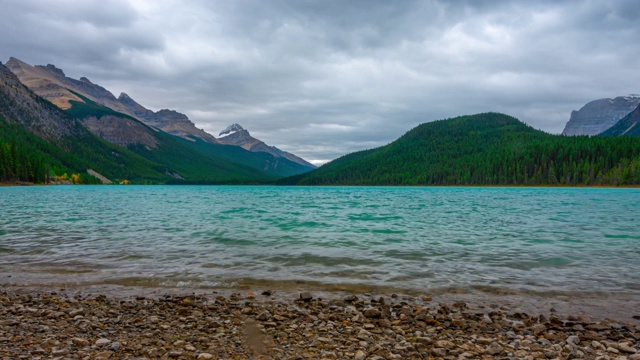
[3,181,640,188]
[1,285,639,359]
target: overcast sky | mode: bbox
[2,0,639,164]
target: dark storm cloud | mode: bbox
[1,0,639,164]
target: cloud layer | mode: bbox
[2,0,639,163]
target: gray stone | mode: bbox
[618,344,637,354]
[95,338,111,347]
[567,335,580,345]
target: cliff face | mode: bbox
[562,95,640,136]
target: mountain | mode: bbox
[562,95,640,136]
[218,123,316,168]
[600,103,640,137]
[0,60,178,184]
[5,57,315,171]
[117,92,218,143]
[0,61,83,140]
[59,91,314,181]
[282,113,640,186]
[0,61,312,184]
[5,57,216,143]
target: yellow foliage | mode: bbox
[120,179,130,185]
[70,173,81,184]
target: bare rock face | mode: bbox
[80,115,158,149]
[0,61,83,140]
[562,95,640,136]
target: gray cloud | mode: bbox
[2,0,639,164]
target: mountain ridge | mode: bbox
[562,95,640,136]
[0,60,314,183]
[6,57,315,167]
[5,57,218,144]
[218,123,316,168]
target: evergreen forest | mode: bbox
[282,113,640,186]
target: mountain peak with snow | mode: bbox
[217,123,316,168]
[219,123,247,137]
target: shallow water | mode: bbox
[1,185,639,297]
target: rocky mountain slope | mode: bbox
[5,57,216,143]
[6,57,314,168]
[562,95,640,136]
[0,61,83,140]
[600,103,640,137]
[1,61,314,183]
[0,60,174,183]
[218,123,316,168]
[116,92,218,143]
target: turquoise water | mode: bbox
[1,185,639,294]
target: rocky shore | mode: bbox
[1,288,639,360]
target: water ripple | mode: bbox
[0,185,639,294]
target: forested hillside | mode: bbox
[283,113,640,186]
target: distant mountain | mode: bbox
[282,113,640,186]
[562,95,640,136]
[6,57,315,170]
[117,92,218,143]
[5,57,217,143]
[0,61,313,184]
[600,103,640,137]
[218,123,316,168]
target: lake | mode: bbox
[1,186,639,297]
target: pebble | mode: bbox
[95,338,111,347]
[0,289,637,360]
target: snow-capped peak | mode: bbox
[219,123,246,137]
